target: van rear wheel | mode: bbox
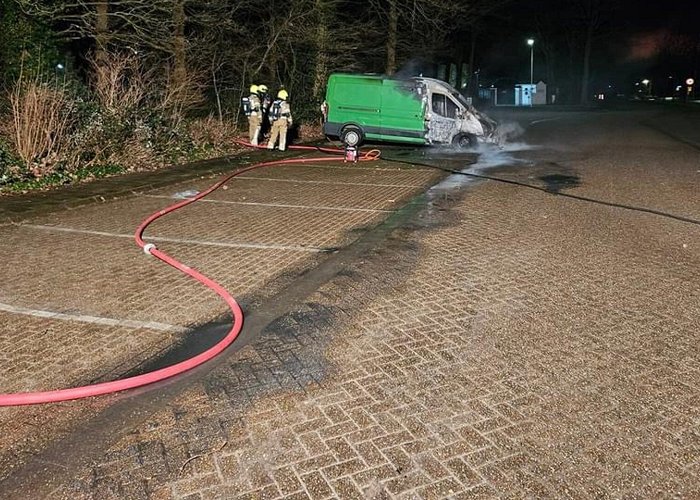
[453,133,477,149]
[340,125,363,147]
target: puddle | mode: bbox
[173,189,200,199]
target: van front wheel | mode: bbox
[340,125,363,147]
[453,133,477,149]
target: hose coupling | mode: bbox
[143,243,157,255]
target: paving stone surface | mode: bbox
[82,162,434,220]
[2,110,700,499]
[514,111,700,221]
[0,225,223,325]
[77,183,694,499]
[0,158,440,488]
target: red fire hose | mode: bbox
[0,142,380,406]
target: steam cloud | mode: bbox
[495,121,525,145]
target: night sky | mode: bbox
[476,0,700,94]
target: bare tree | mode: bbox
[577,0,603,104]
[312,0,332,100]
[95,0,109,63]
[365,0,456,75]
[451,0,514,95]
[172,0,187,90]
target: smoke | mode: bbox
[495,121,525,145]
[392,58,432,80]
[429,140,535,192]
[471,141,534,169]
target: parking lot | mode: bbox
[1,106,699,499]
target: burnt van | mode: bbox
[322,73,498,148]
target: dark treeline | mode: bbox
[4,0,688,190]
[1,0,500,188]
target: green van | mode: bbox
[322,73,498,148]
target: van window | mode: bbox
[431,93,459,119]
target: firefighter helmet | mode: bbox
[258,84,268,93]
[249,84,259,93]
[277,89,288,100]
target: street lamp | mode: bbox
[55,62,66,85]
[527,38,534,86]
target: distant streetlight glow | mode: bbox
[641,79,650,85]
[56,63,64,70]
[526,38,534,86]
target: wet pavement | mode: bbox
[1,105,699,499]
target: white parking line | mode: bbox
[22,224,327,253]
[144,195,392,213]
[0,302,191,334]
[233,176,421,188]
[530,117,563,125]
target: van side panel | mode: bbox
[324,75,382,136]
[324,74,426,144]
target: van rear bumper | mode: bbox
[323,122,342,137]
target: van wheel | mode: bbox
[340,125,363,147]
[453,133,477,149]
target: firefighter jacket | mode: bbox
[269,99,292,123]
[249,93,262,116]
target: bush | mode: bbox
[0,52,249,193]
[6,79,76,177]
[0,138,23,185]
[186,115,240,157]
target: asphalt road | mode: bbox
[0,104,698,499]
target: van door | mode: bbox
[427,92,460,143]
[378,81,426,143]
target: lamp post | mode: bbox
[527,38,534,86]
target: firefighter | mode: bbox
[242,84,263,145]
[258,84,271,114]
[257,84,272,140]
[267,89,292,151]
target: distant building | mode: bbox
[515,81,547,106]
[483,80,548,106]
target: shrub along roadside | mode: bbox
[0,53,243,194]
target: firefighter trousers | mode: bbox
[267,118,288,151]
[248,114,262,145]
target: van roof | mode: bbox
[330,73,456,89]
